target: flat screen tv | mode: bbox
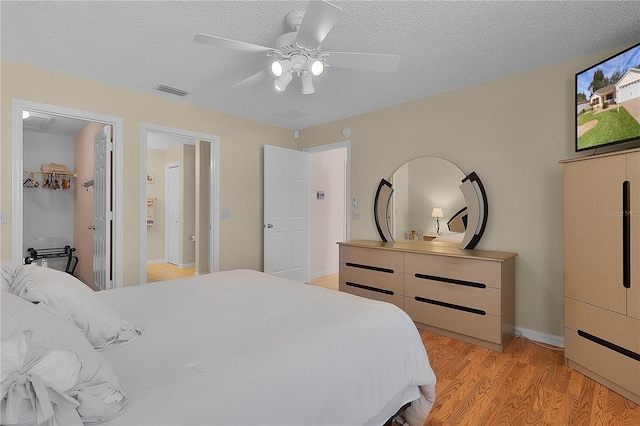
[576,42,640,152]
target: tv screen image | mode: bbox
[576,42,640,152]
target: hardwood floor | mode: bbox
[309,273,640,425]
[146,263,195,283]
[421,330,639,425]
[309,273,339,290]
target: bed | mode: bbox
[1,263,436,425]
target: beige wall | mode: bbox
[298,46,628,340]
[1,60,295,285]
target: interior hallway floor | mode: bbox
[309,273,338,291]
[147,263,195,283]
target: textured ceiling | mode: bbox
[2,1,640,130]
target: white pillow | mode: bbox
[9,264,142,349]
[1,259,20,292]
[1,292,128,425]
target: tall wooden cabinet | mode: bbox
[562,148,640,404]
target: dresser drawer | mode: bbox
[565,328,640,399]
[339,281,404,309]
[339,263,403,295]
[405,274,501,317]
[405,296,501,344]
[565,297,640,359]
[340,246,404,274]
[405,252,502,289]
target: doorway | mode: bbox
[140,123,220,284]
[11,99,124,288]
[305,141,350,282]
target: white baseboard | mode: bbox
[309,269,338,280]
[180,263,195,269]
[147,259,166,264]
[515,326,564,348]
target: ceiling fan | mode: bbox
[193,0,401,95]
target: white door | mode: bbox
[264,145,309,282]
[167,164,180,265]
[93,127,111,290]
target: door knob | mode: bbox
[265,224,273,229]
[88,225,96,230]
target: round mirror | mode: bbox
[389,157,466,243]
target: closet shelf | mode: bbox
[27,170,77,178]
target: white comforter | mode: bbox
[99,270,435,425]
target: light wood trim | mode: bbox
[338,244,404,272]
[339,263,403,294]
[338,281,404,309]
[405,296,502,344]
[628,151,640,319]
[500,257,516,350]
[563,154,627,314]
[565,329,640,401]
[405,252,503,289]
[559,146,640,164]
[338,240,517,262]
[564,297,640,355]
[405,275,501,316]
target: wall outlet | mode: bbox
[0,210,6,225]
[220,209,230,219]
[352,210,360,220]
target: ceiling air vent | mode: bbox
[275,109,309,120]
[156,85,189,97]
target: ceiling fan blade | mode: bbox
[324,52,401,72]
[193,33,274,53]
[295,0,342,49]
[232,67,272,89]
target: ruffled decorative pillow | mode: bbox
[9,264,142,349]
[1,292,128,425]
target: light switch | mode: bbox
[0,210,6,225]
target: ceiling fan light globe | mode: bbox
[271,61,283,77]
[271,59,293,77]
[274,72,293,92]
[301,73,315,95]
[311,60,324,76]
[304,59,324,76]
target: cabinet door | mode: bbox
[628,152,640,320]
[564,155,627,315]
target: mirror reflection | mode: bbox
[390,157,466,242]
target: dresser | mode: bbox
[562,148,640,404]
[338,240,517,352]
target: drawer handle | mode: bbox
[345,262,394,274]
[415,296,486,316]
[346,282,394,296]
[414,273,486,289]
[577,330,640,362]
[623,181,630,289]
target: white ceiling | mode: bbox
[2,1,640,130]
